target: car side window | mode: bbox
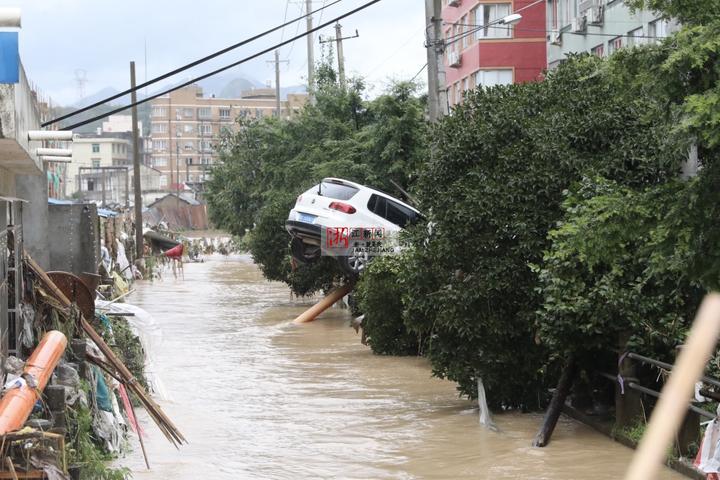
[368,194,415,227]
[385,199,414,227]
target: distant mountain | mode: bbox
[219,78,257,98]
[198,71,263,98]
[73,87,121,108]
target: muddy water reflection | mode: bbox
[121,256,682,479]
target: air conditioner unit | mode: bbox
[571,15,587,33]
[589,5,604,24]
[448,51,462,68]
[549,29,562,45]
[448,0,461,6]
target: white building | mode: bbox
[67,137,130,195]
[102,114,142,134]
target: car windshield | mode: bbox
[318,181,359,200]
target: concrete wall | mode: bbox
[48,203,100,276]
[0,166,14,197]
[15,174,49,269]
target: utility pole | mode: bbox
[306,0,315,104]
[425,0,448,121]
[335,23,346,87]
[130,61,144,260]
[175,134,180,203]
[319,24,359,89]
[267,50,289,117]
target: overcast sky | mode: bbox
[0,0,427,106]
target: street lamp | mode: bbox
[499,13,522,25]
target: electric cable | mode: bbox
[61,0,382,131]
[43,0,344,127]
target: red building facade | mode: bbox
[442,0,547,106]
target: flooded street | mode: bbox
[121,255,683,479]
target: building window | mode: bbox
[591,43,605,57]
[460,14,469,49]
[92,143,100,153]
[153,157,168,167]
[474,69,513,88]
[608,36,623,54]
[560,0,575,28]
[200,141,212,152]
[648,18,668,41]
[160,175,168,188]
[92,159,101,168]
[153,139,168,152]
[627,27,646,47]
[152,123,168,134]
[198,107,212,118]
[201,157,211,165]
[183,141,194,151]
[151,106,167,117]
[186,158,193,166]
[219,108,231,119]
[473,3,512,40]
[183,124,194,134]
[200,124,212,135]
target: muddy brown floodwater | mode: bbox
[119,255,684,479]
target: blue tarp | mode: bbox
[97,208,118,218]
[0,32,18,84]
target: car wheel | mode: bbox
[291,237,320,264]
[339,250,370,275]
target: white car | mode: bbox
[285,178,422,274]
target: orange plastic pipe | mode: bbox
[293,284,353,324]
[0,330,67,435]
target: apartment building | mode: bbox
[547,0,676,67]
[442,0,548,106]
[149,85,307,191]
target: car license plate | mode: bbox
[298,213,317,224]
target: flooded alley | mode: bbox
[120,255,683,479]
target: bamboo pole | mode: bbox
[624,294,720,480]
[293,284,353,324]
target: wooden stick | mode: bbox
[128,396,150,470]
[4,458,17,480]
[533,354,576,447]
[24,254,71,307]
[293,284,353,324]
[625,293,720,480]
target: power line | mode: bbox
[285,3,307,63]
[62,0,383,131]
[410,63,428,82]
[43,0,344,127]
[279,0,291,43]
